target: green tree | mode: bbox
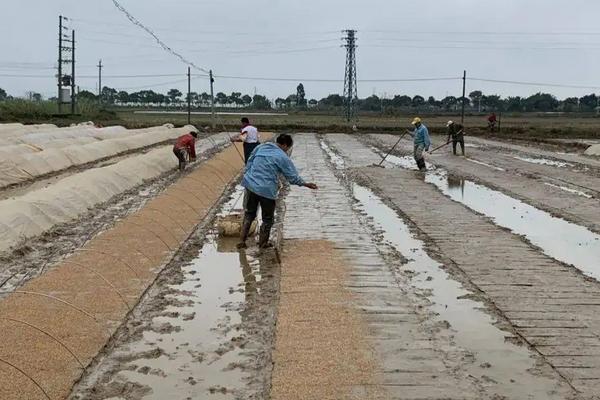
[0,88,8,101]
[275,97,286,109]
[504,96,523,112]
[469,90,483,112]
[229,92,242,107]
[296,83,306,107]
[392,95,412,108]
[523,92,558,112]
[411,95,425,109]
[252,94,271,109]
[78,90,97,102]
[215,92,228,105]
[361,95,381,111]
[116,91,130,104]
[482,94,502,111]
[101,86,118,104]
[167,88,183,105]
[579,94,598,111]
[562,97,579,112]
[441,96,457,111]
[319,94,344,108]
[241,94,252,107]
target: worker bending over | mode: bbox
[238,134,318,249]
[408,117,431,171]
[173,130,198,171]
[231,117,260,164]
[446,120,465,156]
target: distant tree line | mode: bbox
[1,84,599,114]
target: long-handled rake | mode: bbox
[373,130,410,167]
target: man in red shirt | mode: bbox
[488,112,497,132]
[173,131,198,171]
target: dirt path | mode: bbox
[366,134,600,234]
[278,133,574,399]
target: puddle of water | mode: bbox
[372,150,600,280]
[466,158,506,171]
[334,137,600,282]
[416,171,600,281]
[351,183,563,398]
[544,182,593,199]
[320,140,345,169]
[93,186,268,399]
[514,155,574,168]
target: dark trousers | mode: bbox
[452,139,465,155]
[243,142,260,164]
[173,148,187,171]
[244,189,276,239]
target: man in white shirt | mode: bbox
[231,117,261,164]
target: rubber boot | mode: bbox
[258,224,273,249]
[237,218,253,249]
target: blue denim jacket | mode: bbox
[412,124,431,149]
[241,142,305,199]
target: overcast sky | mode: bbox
[2,0,600,101]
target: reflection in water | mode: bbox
[446,174,465,196]
[379,150,600,281]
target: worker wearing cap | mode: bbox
[231,117,260,164]
[173,131,198,171]
[238,133,318,249]
[446,120,465,156]
[408,117,431,171]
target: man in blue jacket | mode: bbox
[238,134,318,249]
[408,117,431,171]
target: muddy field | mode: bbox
[1,125,600,399]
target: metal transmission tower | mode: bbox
[57,16,76,114]
[342,29,358,123]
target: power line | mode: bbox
[109,0,210,73]
[469,78,600,90]
[362,29,600,36]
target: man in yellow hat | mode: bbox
[408,117,431,171]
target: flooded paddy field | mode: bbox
[1,128,599,399]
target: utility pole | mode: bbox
[209,70,215,129]
[97,59,102,102]
[57,15,63,114]
[71,29,76,114]
[57,16,75,115]
[342,29,358,123]
[461,70,467,124]
[187,66,191,125]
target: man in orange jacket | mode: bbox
[173,131,198,171]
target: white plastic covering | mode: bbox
[0,125,198,188]
[0,132,232,253]
[584,144,600,156]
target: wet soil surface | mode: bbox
[0,134,231,299]
[323,133,600,398]
[365,134,600,235]
[281,133,574,399]
[69,187,280,400]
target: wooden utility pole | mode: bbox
[97,59,102,102]
[209,70,215,129]
[461,70,466,124]
[187,67,191,125]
